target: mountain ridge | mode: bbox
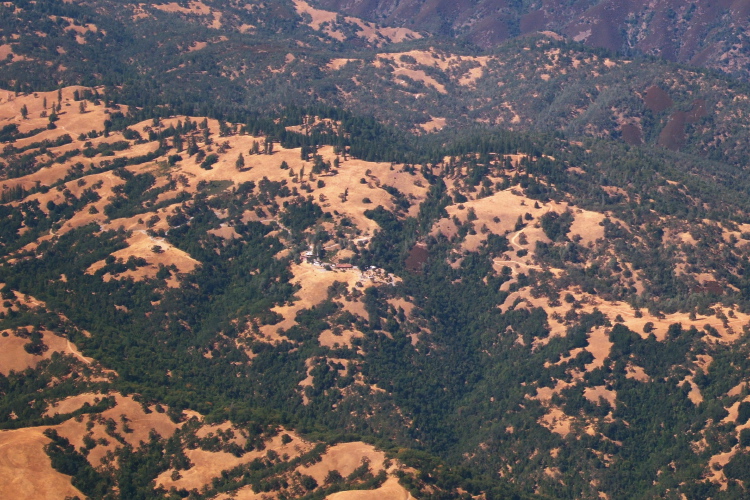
[3,1,750,499]
[311,0,750,79]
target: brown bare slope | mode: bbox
[312,0,750,78]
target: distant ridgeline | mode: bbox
[4,0,750,168]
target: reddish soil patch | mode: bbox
[692,281,723,295]
[620,123,642,145]
[405,244,428,272]
[658,111,686,150]
[520,10,547,34]
[643,86,673,113]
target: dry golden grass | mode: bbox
[551,327,612,373]
[327,58,357,71]
[387,297,415,318]
[208,225,239,239]
[504,277,749,345]
[326,477,412,500]
[0,101,432,321]
[0,427,85,500]
[294,0,420,46]
[438,188,551,253]
[0,45,12,59]
[7,87,743,493]
[214,488,268,500]
[393,67,446,93]
[727,382,747,397]
[685,376,703,404]
[0,391,185,495]
[539,408,576,437]
[702,395,750,486]
[625,363,649,382]
[53,393,181,467]
[707,448,736,490]
[259,262,364,342]
[293,0,337,31]
[44,392,101,417]
[723,397,750,424]
[440,188,608,266]
[328,48,499,101]
[153,1,211,15]
[0,44,32,62]
[319,329,363,349]
[157,431,311,492]
[568,209,605,245]
[1,99,430,243]
[57,18,99,44]
[533,380,573,402]
[583,386,617,408]
[357,23,420,45]
[0,88,108,139]
[0,327,83,375]
[285,117,340,135]
[87,230,199,287]
[420,116,447,132]
[300,442,386,484]
[376,50,490,85]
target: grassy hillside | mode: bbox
[2,85,750,498]
[3,1,750,499]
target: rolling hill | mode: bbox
[3,1,750,499]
